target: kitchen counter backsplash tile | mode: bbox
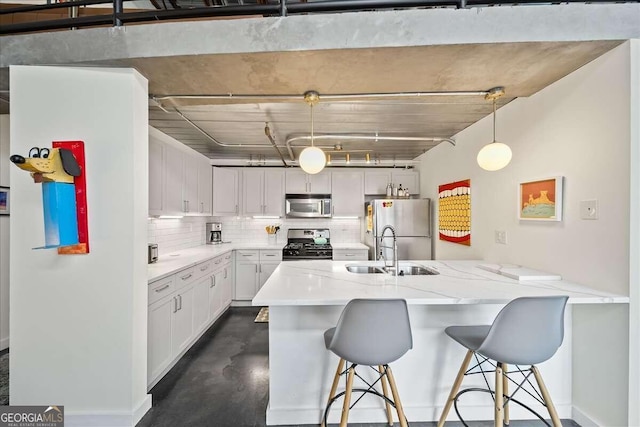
[212,217,360,245]
[148,216,361,256]
[148,217,208,256]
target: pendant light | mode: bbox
[477,87,512,171]
[299,91,326,174]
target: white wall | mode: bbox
[627,39,640,427]
[417,42,634,426]
[9,66,150,426]
[0,115,9,350]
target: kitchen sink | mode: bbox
[394,265,439,276]
[345,265,385,274]
[346,263,439,276]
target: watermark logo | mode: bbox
[0,405,64,427]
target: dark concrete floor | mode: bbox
[136,307,580,427]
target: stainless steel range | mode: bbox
[282,228,333,260]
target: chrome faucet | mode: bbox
[379,225,399,276]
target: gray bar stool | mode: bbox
[437,296,569,427]
[322,299,413,427]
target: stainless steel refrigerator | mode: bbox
[364,199,432,261]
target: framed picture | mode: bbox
[0,187,8,215]
[518,177,563,221]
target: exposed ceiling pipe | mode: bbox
[285,134,455,161]
[264,123,288,167]
[152,90,492,106]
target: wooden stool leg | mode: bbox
[503,363,510,425]
[437,349,474,427]
[339,364,355,427]
[494,362,504,427]
[531,365,562,427]
[322,358,345,427]
[385,365,408,427]
[378,365,394,426]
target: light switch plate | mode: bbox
[580,200,598,220]
[495,230,508,244]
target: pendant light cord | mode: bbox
[493,98,497,143]
[310,102,315,147]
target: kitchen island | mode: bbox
[252,260,628,426]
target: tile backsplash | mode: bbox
[213,217,361,245]
[148,217,208,256]
[148,216,362,255]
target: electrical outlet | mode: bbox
[495,230,508,244]
[580,200,598,220]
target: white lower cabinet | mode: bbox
[193,276,211,334]
[147,294,174,383]
[235,260,259,300]
[147,253,234,389]
[171,283,194,358]
[332,248,369,261]
[259,262,279,290]
[235,249,282,300]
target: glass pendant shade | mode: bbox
[477,141,512,171]
[299,146,326,174]
[477,89,512,171]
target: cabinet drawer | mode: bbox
[222,252,233,265]
[260,250,282,262]
[148,276,175,306]
[193,260,214,280]
[175,266,197,290]
[333,249,369,261]
[236,250,259,261]
[212,255,225,269]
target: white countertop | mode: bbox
[331,243,369,250]
[148,243,285,282]
[252,260,629,306]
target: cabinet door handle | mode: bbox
[200,264,209,272]
[155,284,170,293]
[242,254,253,257]
[264,254,275,257]
[173,297,178,313]
[224,268,228,279]
[215,259,222,264]
[210,276,216,288]
[255,264,258,273]
[225,255,231,260]
[178,294,182,310]
[345,254,355,257]
[181,273,193,280]
[235,204,238,214]
[259,264,262,273]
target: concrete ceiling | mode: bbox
[129,40,620,163]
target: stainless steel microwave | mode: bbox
[285,194,332,218]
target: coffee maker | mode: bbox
[206,222,222,244]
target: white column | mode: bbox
[9,66,150,426]
[0,115,9,351]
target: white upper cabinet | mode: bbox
[198,162,212,215]
[242,169,285,216]
[331,171,364,217]
[364,170,392,195]
[285,169,308,193]
[183,153,199,214]
[391,170,420,196]
[149,137,165,216]
[285,169,331,194]
[264,170,285,216]
[242,169,264,216]
[212,167,239,216]
[149,128,215,216]
[164,142,186,215]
